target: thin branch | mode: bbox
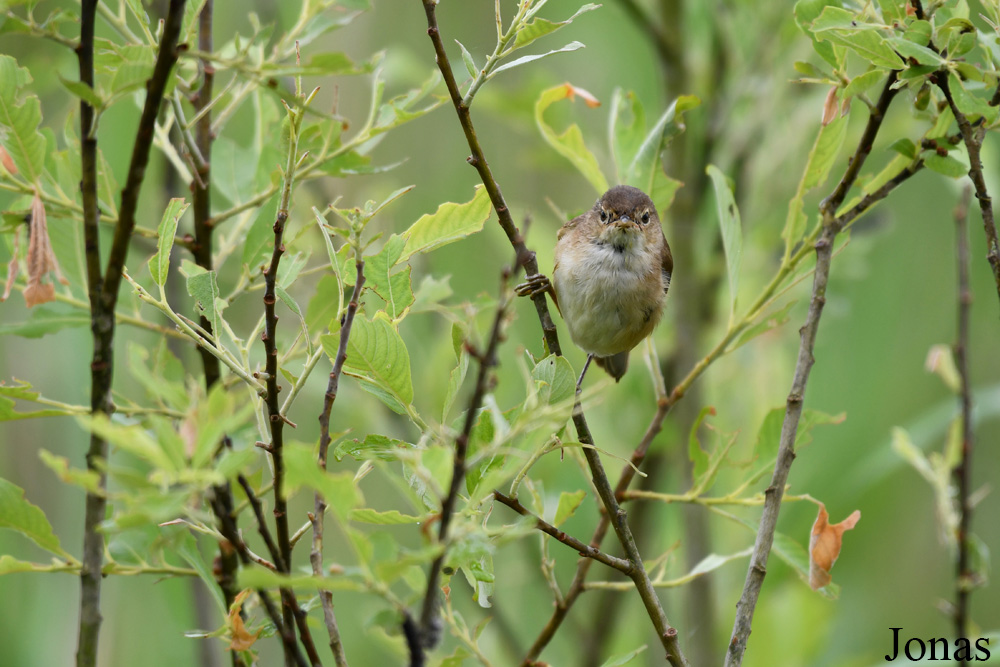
[99,0,187,309]
[76,2,105,665]
[953,185,975,638]
[208,493,309,667]
[418,0,560,357]
[417,253,519,649]
[310,255,365,667]
[492,491,632,574]
[936,74,1000,309]
[724,73,900,667]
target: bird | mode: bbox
[517,185,672,383]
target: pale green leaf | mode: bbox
[553,490,586,527]
[349,508,423,525]
[365,235,414,319]
[400,185,491,261]
[706,165,743,318]
[598,645,648,667]
[322,311,413,409]
[926,154,968,178]
[456,40,477,78]
[783,114,848,253]
[0,555,36,575]
[77,414,178,473]
[38,449,102,495]
[688,406,716,482]
[492,41,585,77]
[0,380,76,421]
[626,95,700,195]
[185,269,221,338]
[0,477,68,557]
[511,4,599,51]
[535,83,608,194]
[284,442,361,520]
[0,55,46,184]
[149,198,189,286]
[0,307,89,338]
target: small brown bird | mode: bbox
[517,185,673,382]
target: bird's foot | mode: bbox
[515,273,552,299]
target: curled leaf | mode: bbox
[808,503,860,590]
[227,590,261,652]
[23,193,67,307]
[821,86,838,126]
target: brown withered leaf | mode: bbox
[809,503,860,590]
[1,225,21,302]
[821,86,838,126]
[23,192,68,307]
[227,589,261,652]
[0,145,16,175]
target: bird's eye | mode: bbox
[640,211,650,224]
[600,210,608,222]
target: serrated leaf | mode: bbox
[365,235,414,319]
[39,449,102,494]
[706,165,743,319]
[400,185,491,261]
[535,83,608,194]
[817,25,904,69]
[322,312,413,411]
[0,555,36,575]
[553,490,586,527]
[0,55,46,184]
[511,4,599,51]
[794,0,843,68]
[350,509,423,525]
[492,41,585,77]
[77,413,178,473]
[109,45,156,96]
[887,36,944,65]
[57,74,103,109]
[0,380,74,421]
[0,477,68,557]
[149,198,189,286]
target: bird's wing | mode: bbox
[661,232,673,295]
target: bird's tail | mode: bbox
[593,351,629,382]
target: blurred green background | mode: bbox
[1,1,999,666]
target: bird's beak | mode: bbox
[613,216,639,230]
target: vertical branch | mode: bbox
[77,2,186,666]
[936,75,1000,309]
[953,185,975,638]
[417,254,520,651]
[724,75,899,667]
[185,6,242,663]
[75,3,105,666]
[310,254,365,667]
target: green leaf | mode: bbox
[400,185,492,261]
[306,273,341,335]
[322,311,414,411]
[887,36,944,65]
[817,26,904,70]
[57,74,103,109]
[242,193,278,269]
[442,325,469,422]
[843,70,885,98]
[877,0,905,22]
[0,477,68,557]
[238,566,367,593]
[0,380,74,421]
[531,354,576,407]
[948,72,999,125]
[276,285,311,353]
[77,414,178,473]
[284,443,361,520]
[148,198,189,286]
[925,153,968,178]
[511,4,599,51]
[350,508,423,525]
[333,434,411,462]
[688,406,716,482]
[0,55,46,184]
[535,83,608,194]
[109,45,156,96]
[456,40,478,78]
[174,531,227,615]
[706,165,743,319]
[598,645,648,667]
[39,449,102,494]
[0,307,89,338]
[365,235,414,319]
[609,89,647,183]
[728,300,797,352]
[0,555,36,575]
[794,0,843,68]
[553,490,586,527]
[782,114,848,253]
[492,41,585,77]
[185,269,221,338]
[626,95,699,198]
[903,19,932,45]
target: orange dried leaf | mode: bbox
[0,145,17,175]
[563,83,601,108]
[808,503,860,590]
[2,226,21,302]
[821,86,838,126]
[227,589,261,652]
